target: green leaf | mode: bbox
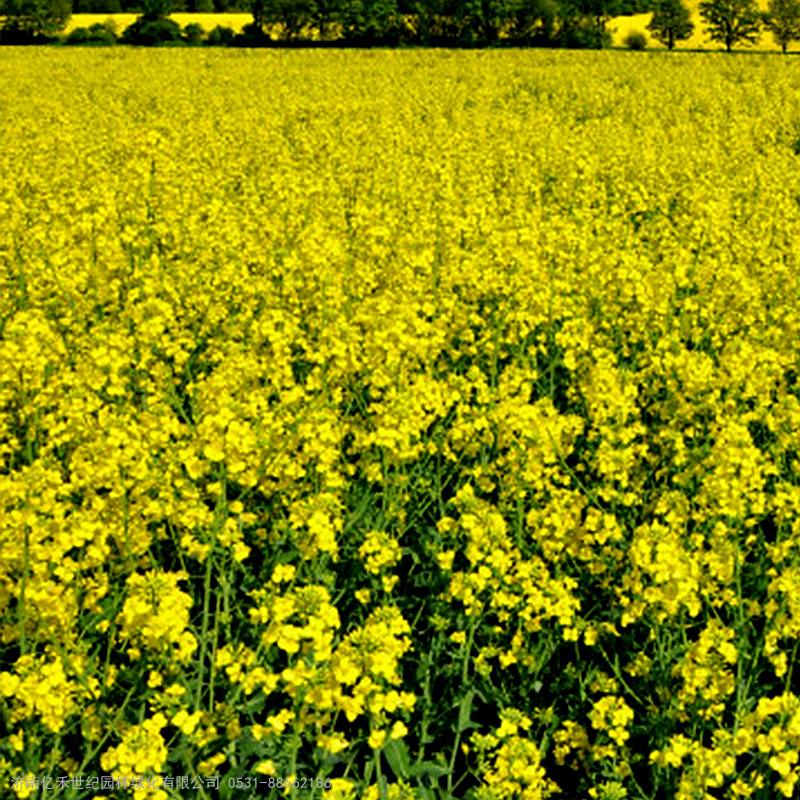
[384,739,411,779]
[408,761,451,779]
[457,689,475,733]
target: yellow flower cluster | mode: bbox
[249,583,340,661]
[100,712,169,776]
[0,653,91,733]
[671,619,738,721]
[442,484,580,669]
[359,529,402,576]
[589,695,634,748]
[472,710,559,800]
[117,570,197,663]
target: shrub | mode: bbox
[182,21,204,43]
[206,23,235,44]
[88,20,117,41]
[0,25,53,42]
[233,20,270,44]
[66,20,116,43]
[624,29,648,47]
[121,15,182,43]
[65,24,91,42]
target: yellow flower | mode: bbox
[359,530,402,575]
[318,732,350,754]
[368,729,387,749]
[271,564,297,584]
[171,709,201,736]
[265,709,294,735]
[437,550,455,571]
[12,775,38,799]
[390,721,408,740]
[198,753,226,775]
[324,778,357,799]
[355,589,371,605]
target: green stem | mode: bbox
[447,619,476,795]
[75,681,139,776]
[415,644,436,766]
[195,548,214,712]
[374,747,385,799]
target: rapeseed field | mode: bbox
[3,48,800,800]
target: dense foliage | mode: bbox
[69,0,652,16]
[0,0,652,43]
[698,0,762,49]
[763,0,800,51]
[226,0,635,45]
[646,0,693,49]
[4,48,800,800]
[0,0,70,39]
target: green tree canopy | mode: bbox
[510,0,560,42]
[646,0,693,48]
[336,0,401,42]
[764,0,800,51]
[455,0,523,44]
[699,0,761,49]
[261,0,317,39]
[559,0,619,47]
[141,0,172,18]
[1,0,70,37]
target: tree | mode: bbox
[337,0,401,43]
[247,0,328,40]
[647,0,693,48]
[120,0,184,43]
[140,0,172,18]
[308,0,340,39]
[72,0,122,12]
[559,0,618,47]
[0,0,70,38]
[510,0,560,44]
[455,0,522,44]
[261,0,316,39]
[764,0,800,51]
[699,0,761,50]
[248,0,267,34]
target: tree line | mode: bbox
[2,0,800,51]
[3,0,652,46]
